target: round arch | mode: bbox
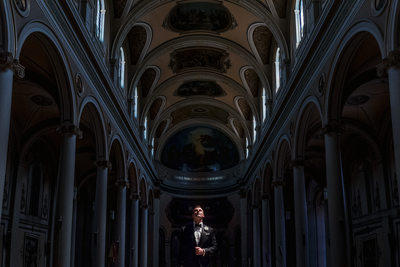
[17,21,77,125]
[78,97,108,160]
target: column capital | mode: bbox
[0,52,25,78]
[140,204,149,209]
[115,178,129,188]
[262,193,270,200]
[271,178,285,187]
[56,124,82,138]
[377,50,400,76]
[291,158,304,167]
[95,160,112,169]
[239,188,247,198]
[130,193,140,200]
[154,189,161,199]
[322,121,343,135]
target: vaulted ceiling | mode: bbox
[111,0,291,193]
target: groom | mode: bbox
[179,205,217,267]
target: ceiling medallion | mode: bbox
[169,47,231,73]
[346,95,370,106]
[192,107,208,113]
[163,1,237,33]
[175,81,225,97]
[13,0,30,17]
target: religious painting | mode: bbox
[161,126,239,172]
[164,2,236,33]
[169,47,231,73]
[175,81,225,97]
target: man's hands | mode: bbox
[195,247,205,256]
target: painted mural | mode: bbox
[161,126,239,172]
[169,47,231,73]
[164,2,236,33]
[175,81,225,97]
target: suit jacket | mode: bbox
[180,222,217,267]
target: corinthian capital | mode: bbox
[0,52,25,78]
[377,50,400,76]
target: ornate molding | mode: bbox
[377,50,400,77]
[0,52,25,78]
[95,160,112,169]
[56,124,82,138]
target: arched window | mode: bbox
[143,116,148,141]
[151,138,155,157]
[262,88,267,122]
[95,0,106,41]
[118,47,126,89]
[133,87,138,119]
[274,47,281,92]
[253,116,257,143]
[246,138,249,159]
[295,0,305,47]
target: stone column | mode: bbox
[116,179,128,267]
[252,205,261,267]
[240,190,248,267]
[261,196,271,267]
[56,124,80,267]
[273,179,286,267]
[323,124,347,267]
[95,160,111,267]
[129,194,140,267]
[0,52,24,219]
[71,187,78,267]
[292,160,309,267]
[379,50,400,203]
[139,203,149,267]
[152,190,161,267]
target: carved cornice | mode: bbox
[0,52,25,78]
[377,50,400,76]
[56,124,82,138]
[95,160,112,169]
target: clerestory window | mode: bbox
[295,0,305,47]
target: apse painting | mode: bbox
[164,2,236,33]
[175,81,225,97]
[161,126,239,172]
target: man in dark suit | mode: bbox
[180,205,217,267]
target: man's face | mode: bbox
[192,206,205,220]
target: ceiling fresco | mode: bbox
[175,81,226,97]
[169,47,231,73]
[163,1,237,33]
[160,126,239,172]
[115,0,287,191]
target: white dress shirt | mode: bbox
[193,221,203,245]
